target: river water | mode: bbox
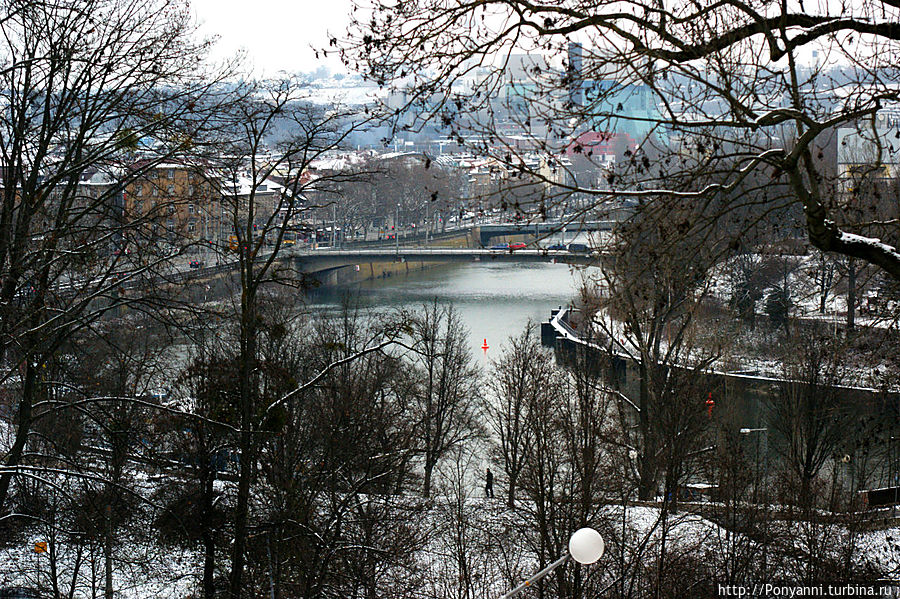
[306,260,587,362]
[302,249,900,493]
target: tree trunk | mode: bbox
[229,386,254,598]
[847,258,856,331]
[819,280,828,314]
[105,424,126,599]
[0,361,37,512]
[800,475,812,514]
[423,459,434,497]
[91,538,99,599]
[105,505,113,599]
[230,279,258,598]
[68,543,84,599]
[202,467,216,599]
[49,529,60,599]
[638,361,655,501]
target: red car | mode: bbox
[508,242,527,250]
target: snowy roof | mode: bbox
[309,153,369,171]
[217,175,285,197]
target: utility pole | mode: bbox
[332,203,336,248]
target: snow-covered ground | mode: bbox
[3,496,899,597]
[575,251,900,391]
[0,533,199,598]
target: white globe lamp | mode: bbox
[568,527,605,564]
[499,527,605,599]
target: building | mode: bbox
[123,162,222,248]
[837,114,900,184]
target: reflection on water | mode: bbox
[306,261,587,360]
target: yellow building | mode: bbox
[124,162,223,248]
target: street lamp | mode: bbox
[395,203,401,257]
[499,528,604,599]
[891,436,899,515]
[739,428,768,504]
[740,427,769,576]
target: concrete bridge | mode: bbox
[163,245,605,293]
[476,220,615,245]
[341,220,618,249]
[287,247,603,276]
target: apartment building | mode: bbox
[123,162,223,248]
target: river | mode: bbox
[306,260,587,362]
[303,248,899,494]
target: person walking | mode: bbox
[485,468,494,499]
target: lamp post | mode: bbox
[499,528,604,599]
[740,427,769,576]
[395,203,400,257]
[739,428,768,504]
[891,436,899,516]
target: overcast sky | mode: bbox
[191,0,353,76]
[190,0,829,78]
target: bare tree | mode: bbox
[771,328,852,510]
[588,205,723,500]
[484,324,553,507]
[318,154,464,243]
[408,300,482,497]
[341,0,900,282]
[251,303,422,599]
[0,0,231,515]
[515,359,566,599]
[155,340,240,599]
[199,78,378,597]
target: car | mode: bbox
[547,243,567,251]
[489,243,509,251]
[508,242,527,250]
[189,260,204,268]
[567,243,590,253]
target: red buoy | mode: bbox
[481,338,489,354]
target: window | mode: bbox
[168,204,176,214]
[134,183,143,195]
[188,204,194,214]
[151,186,158,197]
[167,168,175,179]
[188,221,196,233]
[167,184,174,195]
